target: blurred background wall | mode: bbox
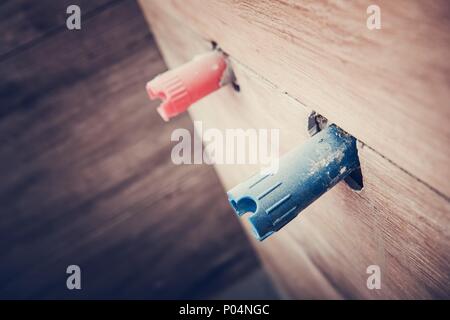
[0,0,279,299]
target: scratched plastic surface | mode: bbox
[227,125,360,241]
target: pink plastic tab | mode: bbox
[146,51,228,121]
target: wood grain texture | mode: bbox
[140,0,450,198]
[139,3,450,299]
[0,0,153,118]
[0,0,115,58]
[0,0,260,299]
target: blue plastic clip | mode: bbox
[227,124,360,241]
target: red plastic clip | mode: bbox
[146,51,231,121]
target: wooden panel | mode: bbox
[139,0,450,197]
[0,0,260,299]
[0,0,153,118]
[0,0,114,58]
[139,3,450,298]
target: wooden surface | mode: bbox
[0,0,262,299]
[0,0,113,58]
[140,0,450,198]
[140,1,450,299]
